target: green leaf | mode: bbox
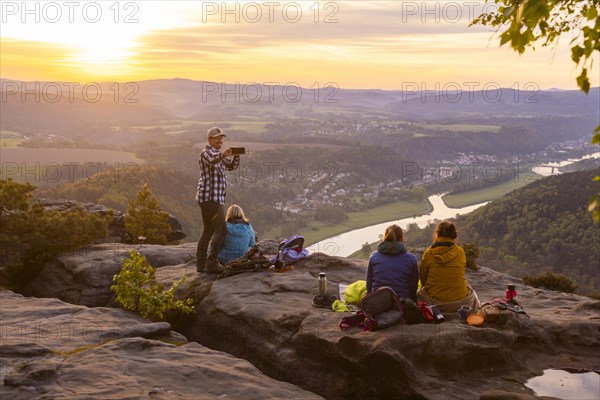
[587,6,598,20]
[539,20,549,34]
[500,32,512,46]
[502,6,514,19]
[577,69,590,93]
[571,46,584,63]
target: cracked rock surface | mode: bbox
[0,290,322,400]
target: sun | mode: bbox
[65,33,140,76]
[0,1,198,79]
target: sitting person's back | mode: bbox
[419,221,468,304]
[218,205,256,264]
[367,224,418,301]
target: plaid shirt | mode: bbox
[196,145,240,205]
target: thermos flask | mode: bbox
[506,284,517,301]
[318,272,327,297]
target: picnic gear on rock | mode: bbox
[332,281,362,313]
[466,314,485,327]
[313,293,337,309]
[273,235,309,269]
[332,299,351,312]
[480,304,501,322]
[338,281,349,303]
[219,244,272,278]
[489,298,528,317]
[418,301,435,322]
[458,305,472,320]
[344,280,367,305]
[428,304,445,323]
[360,287,404,331]
[339,312,368,331]
[506,284,518,301]
[400,297,427,324]
[318,272,327,297]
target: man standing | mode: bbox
[196,127,240,273]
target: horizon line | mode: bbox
[1,76,596,93]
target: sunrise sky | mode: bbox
[1,0,597,89]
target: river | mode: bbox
[533,152,600,176]
[308,152,600,258]
[307,195,487,258]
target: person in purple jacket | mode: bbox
[366,224,419,301]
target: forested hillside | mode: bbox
[39,167,203,240]
[38,143,422,241]
[458,170,600,294]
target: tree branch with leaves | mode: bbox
[472,0,600,221]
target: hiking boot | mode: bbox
[203,259,224,274]
[196,259,205,273]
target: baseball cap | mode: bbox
[207,127,226,138]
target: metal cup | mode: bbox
[458,305,472,320]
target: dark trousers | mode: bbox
[196,201,226,266]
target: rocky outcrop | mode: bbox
[175,254,599,400]
[22,242,197,307]
[0,290,322,400]
[18,242,600,399]
[37,198,186,242]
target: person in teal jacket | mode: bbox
[218,205,256,265]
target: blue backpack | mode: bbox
[273,235,310,268]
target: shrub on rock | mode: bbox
[125,183,172,245]
[523,271,578,293]
[112,250,195,323]
[0,179,111,287]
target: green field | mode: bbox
[207,121,270,133]
[1,148,144,184]
[262,199,431,245]
[224,141,348,152]
[131,120,271,134]
[1,148,142,164]
[424,124,501,133]
[0,139,22,147]
[442,172,543,208]
[347,246,374,260]
[1,131,23,147]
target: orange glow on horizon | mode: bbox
[1,1,597,90]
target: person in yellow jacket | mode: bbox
[419,221,469,304]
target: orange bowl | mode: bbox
[467,314,484,327]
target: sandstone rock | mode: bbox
[14,244,600,400]
[0,290,322,400]
[178,253,600,400]
[22,243,196,306]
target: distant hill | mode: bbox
[3,77,598,122]
[134,79,600,121]
[3,77,598,162]
[457,169,600,294]
[0,80,170,134]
